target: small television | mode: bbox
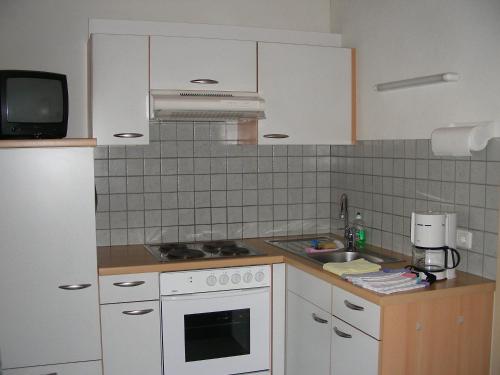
[0,70,68,139]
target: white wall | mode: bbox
[0,0,331,138]
[332,0,500,140]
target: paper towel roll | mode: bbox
[431,125,474,156]
[431,121,499,157]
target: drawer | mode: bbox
[3,361,102,375]
[99,272,159,304]
[332,286,380,339]
[287,265,331,313]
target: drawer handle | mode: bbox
[263,133,289,139]
[113,133,144,138]
[41,373,58,375]
[190,79,219,84]
[344,299,364,311]
[113,281,146,287]
[58,283,91,290]
[122,308,154,316]
[334,326,353,339]
[312,313,329,324]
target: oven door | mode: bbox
[162,287,270,375]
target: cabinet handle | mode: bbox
[190,79,219,84]
[122,309,154,316]
[58,283,91,290]
[344,299,364,311]
[334,326,352,339]
[312,313,329,324]
[113,133,143,138]
[113,281,145,287]
[41,373,58,375]
[263,133,289,139]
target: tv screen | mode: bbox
[6,77,64,123]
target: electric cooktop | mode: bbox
[145,240,264,262]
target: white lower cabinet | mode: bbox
[330,317,379,375]
[3,361,102,375]
[100,301,162,375]
[286,291,331,375]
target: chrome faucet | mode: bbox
[339,193,354,249]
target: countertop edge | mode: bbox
[0,138,97,148]
[97,239,495,305]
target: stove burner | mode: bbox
[202,244,220,254]
[166,248,205,260]
[220,245,250,256]
[202,241,238,254]
[159,243,188,254]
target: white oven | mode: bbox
[160,265,271,375]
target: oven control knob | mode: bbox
[231,273,241,284]
[206,275,217,286]
[255,271,265,282]
[219,274,229,285]
[243,272,253,283]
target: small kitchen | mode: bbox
[1,1,500,375]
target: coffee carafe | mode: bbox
[410,211,461,280]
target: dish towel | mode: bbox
[322,258,381,276]
[344,270,429,294]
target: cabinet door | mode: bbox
[380,296,460,375]
[0,148,101,369]
[91,33,149,145]
[3,361,102,375]
[101,301,162,375]
[286,291,331,375]
[331,317,379,375]
[150,36,257,92]
[457,292,493,375]
[258,42,352,145]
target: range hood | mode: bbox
[150,90,265,121]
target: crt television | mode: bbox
[0,70,68,139]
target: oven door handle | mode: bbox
[161,287,270,301]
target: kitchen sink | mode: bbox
[306,250,402,265]
[265,237,403,265]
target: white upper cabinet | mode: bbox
[150,36,257,92]
[258,42,353,145]
[90,34,149,145]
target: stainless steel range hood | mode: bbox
[150,90,265,121]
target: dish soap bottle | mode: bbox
[353,212,366,249]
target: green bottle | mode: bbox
[353,212,366,249]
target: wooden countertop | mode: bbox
[0,138,96,148]
[97,236,495,306]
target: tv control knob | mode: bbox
[206,275,217,286]
[243,272,253,283]
[255,271,265,282]
[231,273,241,284]
[219,274,229,285]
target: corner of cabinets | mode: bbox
[256,43,355,145]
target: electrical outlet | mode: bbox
[456,229,472,250]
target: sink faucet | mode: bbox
[339,193,354,250]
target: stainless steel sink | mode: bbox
[306,250,402,265]
[265,237,403,265]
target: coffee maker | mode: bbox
[410,211,461,280]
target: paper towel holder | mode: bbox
[431,121,500,156]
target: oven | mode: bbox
[160,265,271,375]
